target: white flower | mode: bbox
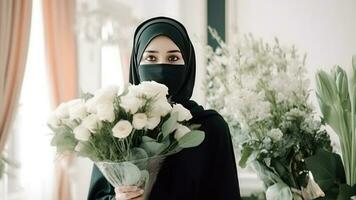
[174,124,191,140]
[145,116,161,130]
[132,81,169,100]
[150,100,172,117]
[94,85,119,102]
[47,114,61,128]
[69,100,87,120]
[85,97,98,114]
[302,115,321,132]
[132,113,148,130]
[112,120,133,138]
[96,102,115,122]
[85,86,119,114]
[120,95,144,114]
[82,114,102,132]
[171,104,192,122]
[74,125,91,141]
[228,89,271,126]
[267,128,283,141]
[54,102,70,119]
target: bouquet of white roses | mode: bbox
[47,81,205,198]
[204,29,332,200]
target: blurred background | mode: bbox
[1,0,356,199]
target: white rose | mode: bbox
[47,114,61,128]
[171,104,192,122]
[85,97,98,114]
[267,128,283,141]
[120,95,144,114]
[127,81,168,100]
[69,101,87,120]
[54,102,70,118]
[150,100,172,117]
[94,85,119,102]
[112,120,133,138]
[96,102,115,122]
[74,125,91,141]
[174,124,191,140]
[82,114,102,133]
[132,113,148,130]
[145,116,161,130]
[85,86,119,114]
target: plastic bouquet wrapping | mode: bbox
[47,81,205,198]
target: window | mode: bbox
[6,0,54,199]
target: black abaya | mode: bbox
[87,16,241,200]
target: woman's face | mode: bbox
[140,35,185,65]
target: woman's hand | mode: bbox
[115,186,144,200]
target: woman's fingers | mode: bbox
[115,186,144,200]
[116,190,144,200]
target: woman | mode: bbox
[87,16,241,200]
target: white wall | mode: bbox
[234,0,356,81]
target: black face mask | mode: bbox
[138,64,186,98]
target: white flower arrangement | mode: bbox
[48,81,204,161]
[48,81,205,194]
[204,29,332,200]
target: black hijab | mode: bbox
[129,16,219,120]
[129,16,197,102]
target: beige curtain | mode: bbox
[0,0,33,152]
[42,0,78,200]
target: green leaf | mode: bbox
[188,123,202,130]
[315,70,339,105]
[141,136,155,142]
[316,93,331,122]
[51,131,77,153]
[239,146,258,169]
[161,112,178,138]
[253,161,283,186]
[128,147,148,161]
[177,130,205,148]
[305,149,346,191]
[352,55,356,84]
[335,66,351,111]
[76,141,100,161]
[239,146,253,168]
[157,137,171,154]
[265,182,293,200]
[140,141,163,157]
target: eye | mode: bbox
[168,55,180,62]
[144,55,157,62]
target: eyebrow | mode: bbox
[144,50,181,53]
